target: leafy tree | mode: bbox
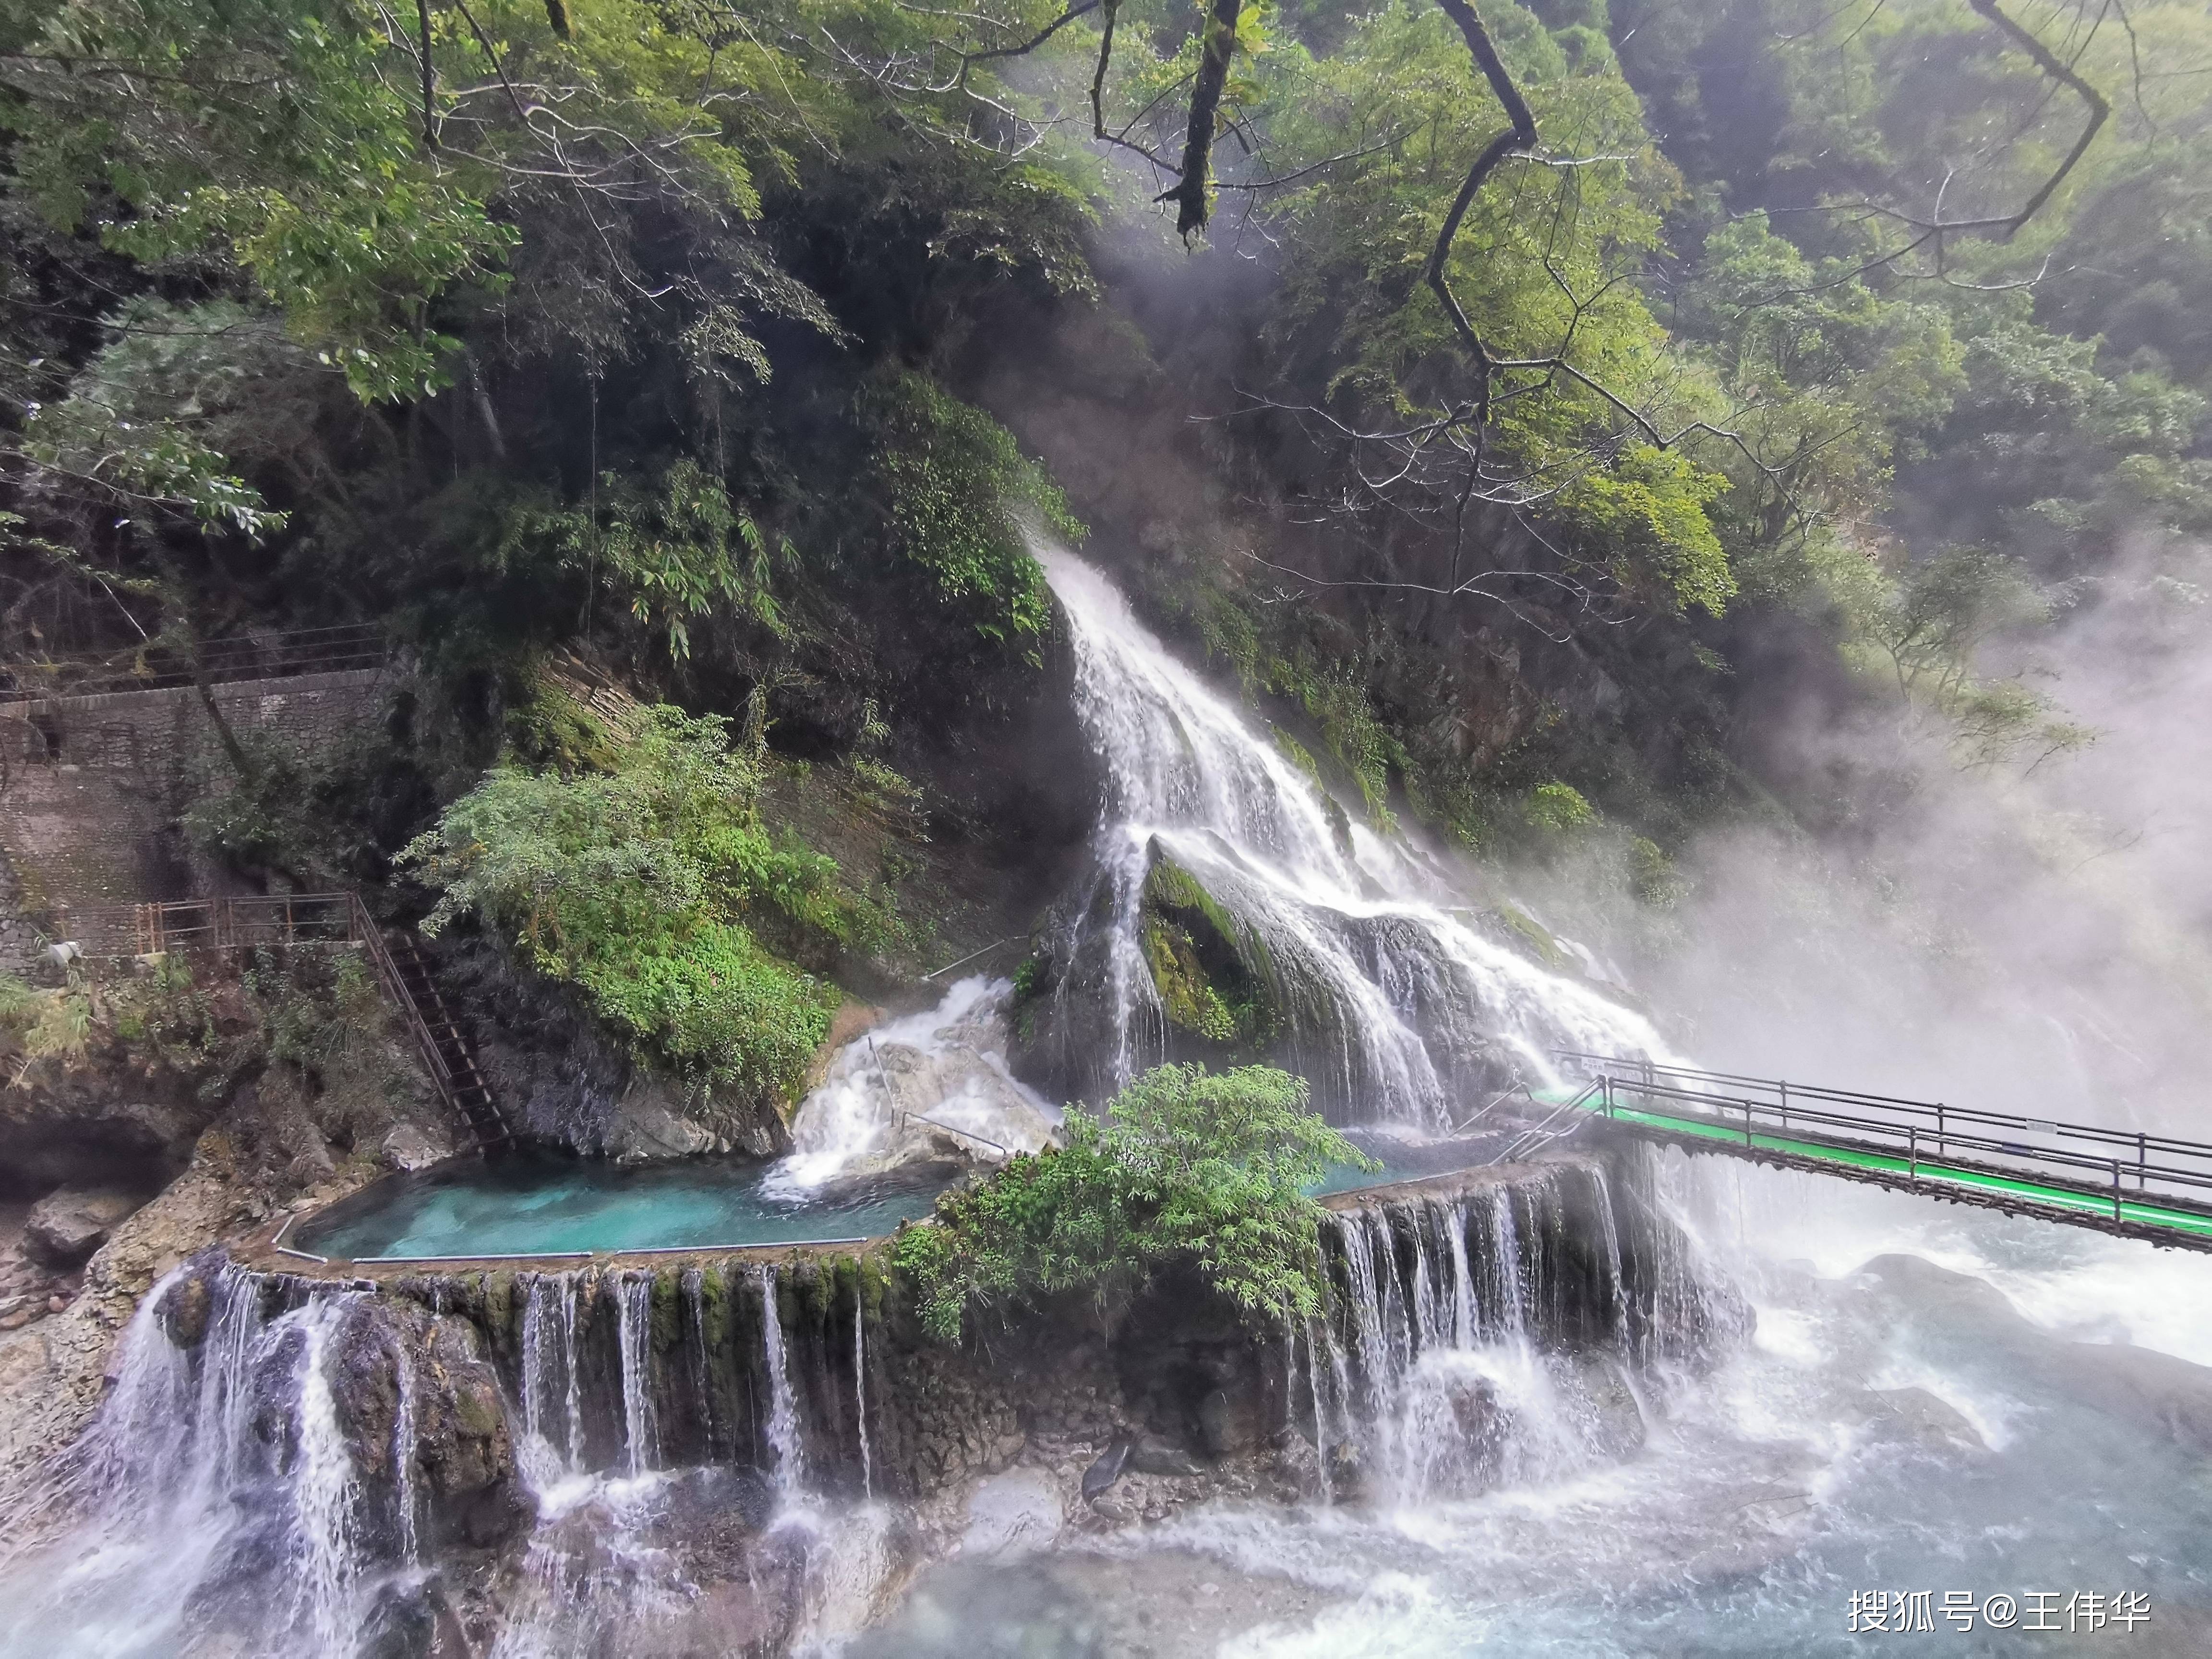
[893,1062,1375,1340]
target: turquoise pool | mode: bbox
[291,1130,1510,1262]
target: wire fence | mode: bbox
[0,625,388,704]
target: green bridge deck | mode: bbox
[1537,1057,2212,1251]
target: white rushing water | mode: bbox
[0,1267,385,1658]
[1034,543,1674,1123]
[768,974,1060,1196]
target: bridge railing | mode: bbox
[0,624,388,704]
[1553,1050,2212,1221]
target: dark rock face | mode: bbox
[0,1065,211,1193]
[434,933,791,1163]
[323,1294,536,1558]
[24,1188,142,1266]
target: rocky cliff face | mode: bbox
[0,951,456,1497]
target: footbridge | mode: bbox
[1535,1052,2212,1252]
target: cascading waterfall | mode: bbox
[616,1271,660,1477]
[390,1330,421,1567]
[288,1299,366,1653]
[1301,1165,1710,1506]
[0,1265,384,1658]
[854,1295,874,1502]
[518,1269,588,1475]
[1032,542,1676,1122]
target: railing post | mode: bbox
[1779,1079,1788,1131]
[1743,1099,1753,1148]
[2113,1158,2124,1222]
[1908,1125,1917,1182]
[2139,1130,2148,1192]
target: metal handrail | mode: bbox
[1555,1050,2209,1162]
[34,889,506,1157]
[1486,1079,1603,1166]
[0,625,387,704]
[45,892,364,957]
[1555,1051,2212,1224]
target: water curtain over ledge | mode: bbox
[0,1149,1735,1656]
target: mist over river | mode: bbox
[861,1156,2212,1658]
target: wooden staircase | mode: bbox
[353,903,513,1156]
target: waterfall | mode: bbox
[853,1294,874,1502]
[616,1271,660,1477]
[289,1298,365,1652]
[390,1322,421,1565]
[758,1267,809,1503]
[519,1269,588,1475]
[684,1267,716,1459]
[0,1264,384,1658]
[1031,543,1675,1122]
[1303,1165,1721,1506]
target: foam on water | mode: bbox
[768,975,1058,1196]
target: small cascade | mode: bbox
[616,1271,660,1477]
[769,975,1059,1195]
[759,1266,809,1503]
[0,1263,392,1658]
[853,1294,874,1502]
[1029,543,1678,1122]
[289,1298,366,1651]
[390,1327,422,1566]
[518,1269,589,1476]
[1300,1158,1735,1505]
[683,1266,716,1457]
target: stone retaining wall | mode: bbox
[0,668,390,954]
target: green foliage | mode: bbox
[17,300,305,536]
[6,0,515,399]
[501,459,781,660]
[5,955,222,1083]
[862,372,1082,645]
[893,1063,1375,1340]
[1849,543,2095,768]
[1523,781,1596,834]
[402,704,885,1095]
[1245,0,1737,614]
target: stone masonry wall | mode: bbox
[0,669,390,954]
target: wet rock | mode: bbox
[960,1467,1064,1557]
[1562,1355,1647,1460]
[24,1188,142,1267]
[159,1268,215,1348]
[380,1124,448,1172]
[356,1575,474,1659]
[1198,1385,1261,1457]
[1850,1386,1987,1455]
[1268,1430,1323,1498]
[323,1296,534,1557]
[0,1304,37,1331]
[1129,1431,1205,1478]
[1326,1439,1364,1499]
[1080,1439,1130,1500]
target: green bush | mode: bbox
[893,1063,1374,1341]
[862,371,1083,646]
[402,704,880,1098]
